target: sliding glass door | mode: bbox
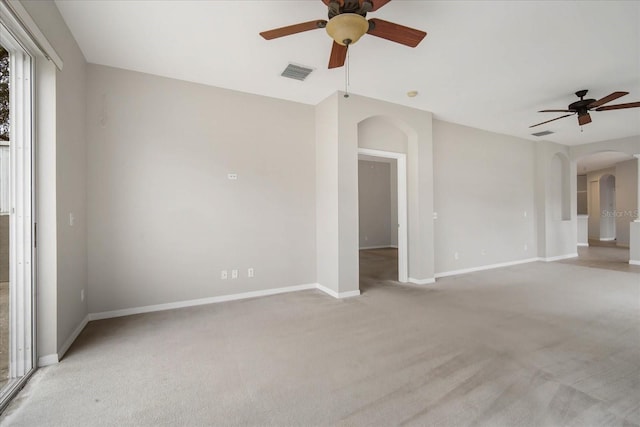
[0,21,35,410]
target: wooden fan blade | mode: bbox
[578,113,592,126]
[588,91,628,109]
[367,18,427,47]
[328,42,348,69]
[322,0,343,6]
[595,101,640,111]
[368,0,392,11]
[260,20,327,40]
[538,109,573,113]
[529,114,573,128]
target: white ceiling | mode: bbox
[54,0,640,146]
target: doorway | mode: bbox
[357,148,407,284]
[574,152,637,271]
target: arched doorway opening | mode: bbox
[565,151,637,271]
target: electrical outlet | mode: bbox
[80,289,84,301]
[248,268,254,278]
[227,173,237,180]
[69,213,75,226]
[221,270,228,280]
[231,269,238,279]
[524,244,528,251]
[454,252,459,260]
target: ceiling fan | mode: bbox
[259,0,427,69]
[530,90,640,128]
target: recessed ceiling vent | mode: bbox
[281,63,314,81]
[531,130,554,137]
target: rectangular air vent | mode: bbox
[281,63,314,81]
[531,130,554,137]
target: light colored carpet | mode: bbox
[1,250,639,426]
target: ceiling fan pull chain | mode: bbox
[344,47,350,98]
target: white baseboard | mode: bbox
[89,283,318,321]
[435,258,539,278]
[315,283,360,299]
[52,283,362,362]
[577,243,589,247]
[630,260,640,266]
[37,354,59,367]
[58,314,89,360]
[541,253,578,262]
[408,277,435,285]
[359,245,397,250]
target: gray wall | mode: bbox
[358,160,392,248]
[86,65,316,313]
[615,159,638,247]
[433,120,537,273]
[21,0,88,357]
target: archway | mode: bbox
[565,149,638,270]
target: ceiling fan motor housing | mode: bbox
[328,0,373,18]
[569,90,596,114]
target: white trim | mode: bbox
[36,283,365,366]
[599,237,616,242]
[435,258,540,278]
[540,253,579,262]
[577,243,589,247]
[408,277,435,285]
[629,260,640,266]
[58,314,89,360]
[315,283,360,299]
[4,0,63,70]
[359,245,397,250]
[89,283,318,321]
[358,148,408,283]
[37,354,58,367]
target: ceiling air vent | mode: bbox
[531,130,554,137]
[281,63,314,81]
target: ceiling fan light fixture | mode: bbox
[326,13,369,46]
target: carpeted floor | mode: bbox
[1,249,639,426]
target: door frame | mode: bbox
[358,148,408,283]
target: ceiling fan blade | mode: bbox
[260,20,327,40]
[588,91,628,109]
[328,41,348,69]
[321,0,343,6]
[595,101,640,111]
[367,18,427,47]
[538,109,573,113]
[367,0,392,11]
[578,113,592,126]
[529,114,573,128]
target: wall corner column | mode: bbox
[629,155,640,265]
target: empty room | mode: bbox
[0,0,638,426]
